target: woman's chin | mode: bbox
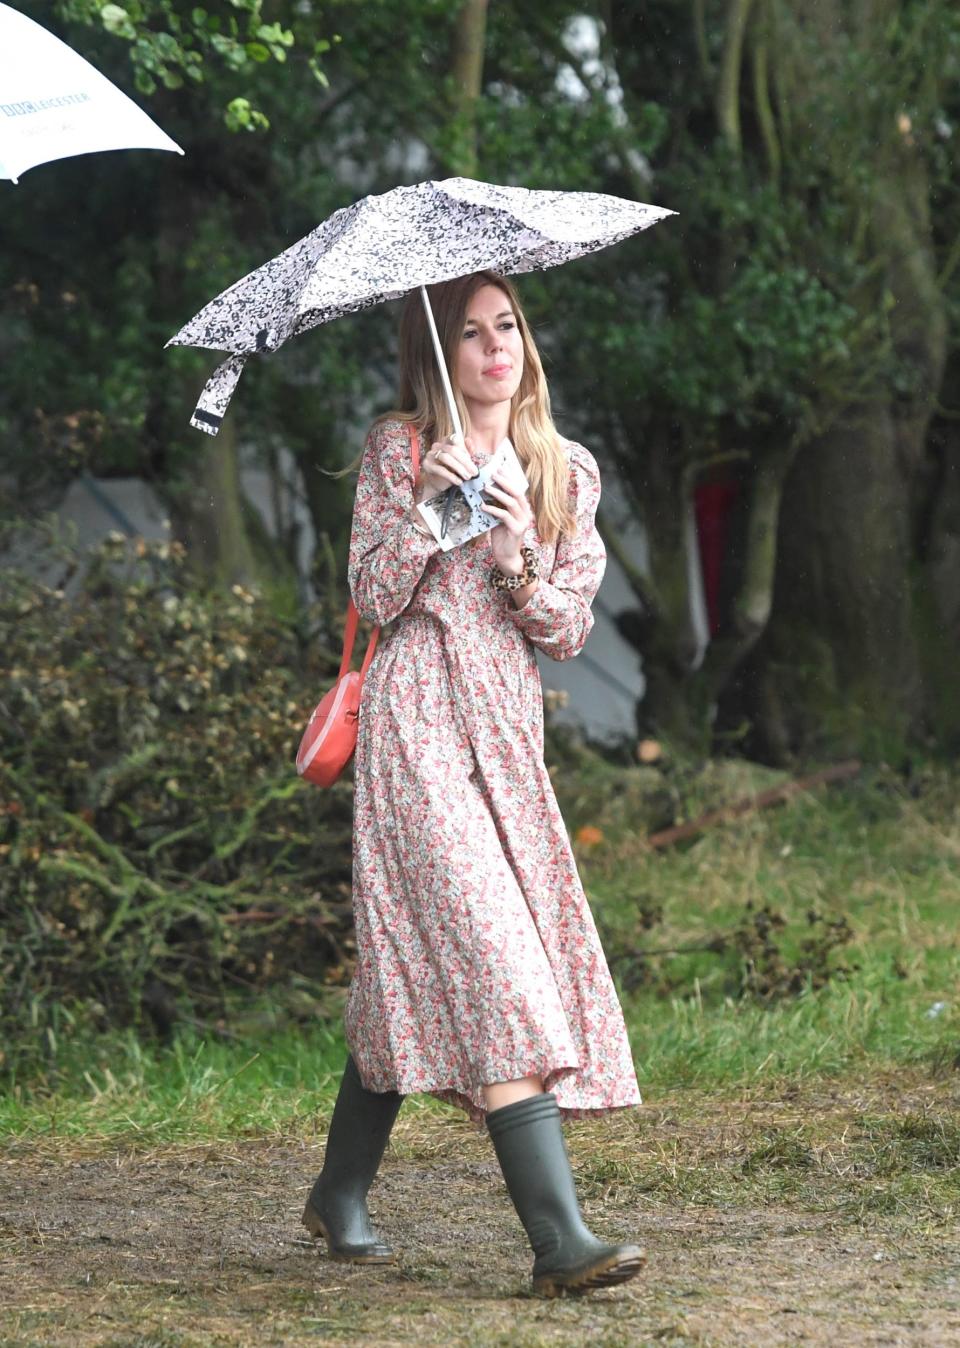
[465,383,522,408]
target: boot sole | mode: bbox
[533,1246,647,1298]
[301,1198,397,1264]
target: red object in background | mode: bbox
[693,478,740,636]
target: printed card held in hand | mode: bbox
[416,437,529,552]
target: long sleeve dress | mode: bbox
[343,416,642,1126]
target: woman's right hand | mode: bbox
[414,435,479,502]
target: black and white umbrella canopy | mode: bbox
[167,177,675,436]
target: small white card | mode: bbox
[416,437,529,552]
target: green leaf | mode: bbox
[255,22,294,48]
[224,96,269,133]
[245,41,270,62]
[100,4,136,39]
[308,57,329,88]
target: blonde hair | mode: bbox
[334,271,575,543]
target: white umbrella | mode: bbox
[166,177,675,436]
[0,2,182,184]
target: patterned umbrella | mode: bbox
[166,176,675,436]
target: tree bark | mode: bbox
[751,1,780,180]
[698,444,796,701]
[919,387,960,750]
[728,0,950,762]
[740,405,924,762]
[716,0,758,153]
[174,417,259,589]
[605,421,708,753]
[448,0,488,177]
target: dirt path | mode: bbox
[2,1075,959,1347]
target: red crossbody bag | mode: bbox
[296,425,421,787]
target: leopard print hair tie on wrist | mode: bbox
[491,545,539,592]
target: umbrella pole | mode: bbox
[419,285,465,445]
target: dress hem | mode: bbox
[348,1046,642,1128]
[430,1088,644,1131]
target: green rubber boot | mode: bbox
[486,1091,646,1297]
[301,1054,403,1263]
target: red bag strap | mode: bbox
[339,423,422,678]
[338,603,361,680]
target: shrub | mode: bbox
[1,528,356,1077]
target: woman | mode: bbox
[302,270,644,1297]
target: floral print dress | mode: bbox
[343,417,641,1126]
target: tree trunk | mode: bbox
[607,426,796,758]
[918,384,960,752]
[723,0,950,763]
[716,0,758,153]
[169,416,258,589]
[447,0,488,176]
[735,404,923,763]
[698,444,796,699]
[604,421,705,751]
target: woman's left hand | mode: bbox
[484,472,533,574]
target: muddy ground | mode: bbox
[2,1073,959,1348]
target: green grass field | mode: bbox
[4,760,957,1141]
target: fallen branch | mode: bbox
[221,905,353,966]
[222,907,347,930]
[608,937,728,966]
[646,759,862,849]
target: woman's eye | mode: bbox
[463,328,477,339]
[499,322,516,331]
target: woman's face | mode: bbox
[453,284,524,411]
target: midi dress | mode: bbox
[343,416,642,1127]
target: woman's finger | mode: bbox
[485,481,521,506]
[417,465,465,497]
[434,438,478,478]
[437,457,474,483]
[490,473,528,504]
[484,481,513,501]
[484,485,526,515]
[486,483,530,523]
[484,502,527,534]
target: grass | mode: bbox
[2,760,958,1145]
[0,1013,353,1143]
[582,760,960,1091]
[3,764,960,1347]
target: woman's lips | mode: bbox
[483,364,512,376]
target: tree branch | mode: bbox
[751,1,781,180]
[596,506,661,618]
[693,0,714,84]
[697,444,796,697]
[716,0,759,153]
